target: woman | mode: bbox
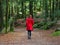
[26,15,34,39]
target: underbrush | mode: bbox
[33,21,56,30]
[51,31,60,36]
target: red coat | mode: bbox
[26,18,34,31]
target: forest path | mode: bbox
[0,27,60,45]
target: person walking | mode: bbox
[26,15,34,39]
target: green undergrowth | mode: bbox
[51,31,60,36]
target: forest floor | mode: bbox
[0,27,60,45]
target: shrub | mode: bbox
[55,28,60,32]
[51,31,60,36]
[34,20,56,30]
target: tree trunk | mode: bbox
[24,1,26,19]
[56,0,59,19]
[10,2,14,32]
[29,1,33,18]
[0,0,3,32]
[33,1,37,16]
[39,0,41,11]
[49,0,52,20]
[51,0,55,21]
[44,0,48,22]
[8,4,11,21]
[59,1,60,10]
[5,0,9,33]
[21,1,24,18]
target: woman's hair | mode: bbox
[26,14,33,18]
[29,14,32,18]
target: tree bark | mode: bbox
[5,0,9,33]
[0,0,3,32]
[29,1,33,18]
[21,1,24,18]
[49,0,52,19]
[59,1,60,10]
[44,0,48,22]
[51,0,55,21]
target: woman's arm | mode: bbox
[26,18,28,26]
[32,19,34,25]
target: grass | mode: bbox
[51,31,60,36]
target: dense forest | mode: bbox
[0,0,60,33]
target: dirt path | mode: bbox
[0,27,60,45]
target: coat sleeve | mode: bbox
[32,19,34,25]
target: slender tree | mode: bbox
[49,0,52,20]
[59,0,60,10]
[21,1,24,18]
[29,1,33,18]
[0,0,3,32]
[44,0,48,22]
[56,0,59,19]
[5,0,9,33]
[10,0,14,32]
[39,0,41,11]
[51,0,55,21]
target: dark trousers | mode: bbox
[28,30,31,39]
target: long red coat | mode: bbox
[26,18,34,31]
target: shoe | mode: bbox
[28,36,31,39]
